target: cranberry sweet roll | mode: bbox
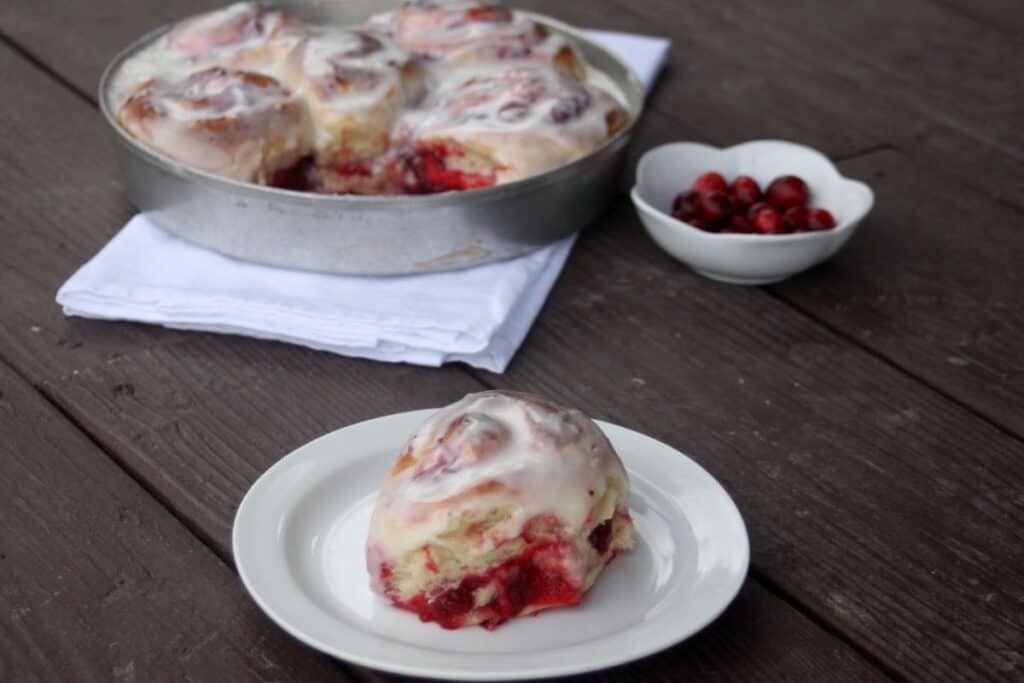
[282,28,424,193]
[164,1,305,71]
[118,67,314,183]
[391,65,628,193]
[382,1,584,77]
[366,391,633,630]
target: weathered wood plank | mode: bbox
[45,335,487,555]
[0,41,192,384]
[0,2,1019,679]
[476,198,1024,681]
[775,149,1024,436]
[0,362,345,682]
[0,41,891,682]
[45,331,889,683]
[3,0,1019,206]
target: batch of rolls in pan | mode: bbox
[114,1,630,195]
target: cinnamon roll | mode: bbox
[118,67,314,183]
[164,1,304,72]
[380,1,584,77]
[282,28,424,194]
[367,391,633,630]
[391,65,628,193]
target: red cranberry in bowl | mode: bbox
[747,201,773,220]
[723,214,755,233]
[753,208,785,234]
[692,171,728,195]
[687,217,713,231]
[672,190,700,220]
[807,208,837,231]
[729,175,761,208]
[782,206,809,232]
[694,191,733,224]
[766,175,809,210]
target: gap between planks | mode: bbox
[0,21,1009,682]
[0,355,357,682]
[0,32,905,681]
[762,287,1024,446]
[458,364,911,683]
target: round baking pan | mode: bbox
[98,1,645,275]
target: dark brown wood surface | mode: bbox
[1,1,1022,682]
[0,361,345,682]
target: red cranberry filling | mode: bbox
[587,519,613,555]
[392,540,582,630]
[269,155,319,192]
[396,146,496,194]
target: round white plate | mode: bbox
[233,409,749,680]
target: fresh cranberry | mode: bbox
[746,201,772,220]
[807,208,837,231]
[588,520,613,555]
[753,208,785,234]
[268,156,318,192]
[672,190,700,220]
[766,175,810,210]
[432,583,476,618]
[694,191,733,224]
[692,171,728,195]
[782,206,809,232]
[729,175,761,208]
[723,214,755,233]
[465,6,513,22]
[687,217,713,231]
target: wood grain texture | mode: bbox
[475,198,1024,681]
[351,583,889,683]
[775,149,1024,436]
[3,0,1020,439]
[0,41,192,384]
[0,1,1021,681]
[0,43,892,680]
[0,362,345,682]
[45,333,889,683]
[515,0,1024,210]
[45,334,486,557]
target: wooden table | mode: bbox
[1,1,1022,681]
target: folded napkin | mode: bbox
[58,31,669,373]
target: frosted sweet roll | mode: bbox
[117,67,314,183]
[111,1,630,195]
[366,391,633,629]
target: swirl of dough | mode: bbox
[117,67,314,183]
[164,2,305,72]
[282,27,424,193]
[392,65,628,192]
[366,391,633,629]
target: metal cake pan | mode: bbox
[98,1,645,275]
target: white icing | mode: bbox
[367,391,630,564]
[118,68,311,181]
[291,27,411,113]
[110,1,629,190]
[394,64,621,181]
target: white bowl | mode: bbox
[630,140,874,285]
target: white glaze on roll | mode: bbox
[394,64,626,183]
[117,67,313,182]
[284,27,421,158]
[109,1,630,193]
[383,2,540,57]
[367,391,630,571]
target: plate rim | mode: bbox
[233,409,750,680]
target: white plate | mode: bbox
[233,410,750,680]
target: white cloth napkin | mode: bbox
[58,31,669,373]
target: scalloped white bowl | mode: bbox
[631,140,874,285]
